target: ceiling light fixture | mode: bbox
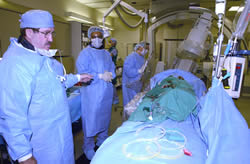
[98,22,114,31]
[65,12,94,24]
[228,6,244,12]
[99,25,114,31]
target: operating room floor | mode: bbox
[73,74,250,163]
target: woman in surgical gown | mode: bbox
[76,26,116,160]
[122,42,149,107]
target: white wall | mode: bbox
[53,22,71,55]
[112,15,142,60]
[0,9,19,57]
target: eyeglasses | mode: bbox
[34,29,56,38]
[39,31,56,38]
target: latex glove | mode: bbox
[98,71,113,82]
[20,156,37,164]
[79,73,93,83]
[138,62,147,74]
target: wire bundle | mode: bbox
[122,125,187,160]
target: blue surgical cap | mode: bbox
[20,10,54,28]
[134,41,147,51]
[88,26,104,38]
[110,38,117,44]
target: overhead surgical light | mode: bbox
[65,12,94,24]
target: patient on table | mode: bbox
[129,76,198,122]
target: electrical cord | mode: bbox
[123,125,189,161]
[122,139,161,160]
[135,124,166,140]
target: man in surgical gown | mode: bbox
[122,42,149,107]
[0,10,92,164]
[76,26,116,160]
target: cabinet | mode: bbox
[81,25,90,49]
[115,58,124,88]
[70,21,91,72]
[70,22,90,61]
[70,21,81,68]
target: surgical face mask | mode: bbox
[91,38,103,48]
[35,47,57,57]
[141,48,148,56]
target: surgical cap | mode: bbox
[134,41,148,51]
[88,26,104,38]
[110,38,117,44]
[20,10,54,28]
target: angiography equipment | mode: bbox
[177,12,213,59]
[144,8,219,88]
[173,12,213,74]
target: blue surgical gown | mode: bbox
[122,51,144,106]
[50,57,78,89]
[0,38,77,163]
[76,46,115,137]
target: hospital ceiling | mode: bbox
[77,0,244,20]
